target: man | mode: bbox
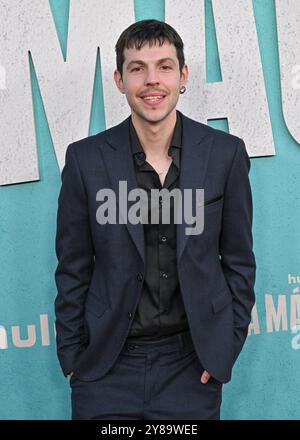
[54,19,256,420]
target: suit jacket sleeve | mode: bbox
[54,143,94,377]
[219,138,256,365]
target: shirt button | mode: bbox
[161,235,167,243]
[128,312,132,320]
[137,273,143,282]
[160,271,168,279]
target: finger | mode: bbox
[200,370,211,384]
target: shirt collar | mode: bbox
[129,110,182,167]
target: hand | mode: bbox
[69,371,74,377]
[200,370,212,384]
[201,370,224,389]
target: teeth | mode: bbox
[143,96,164,100]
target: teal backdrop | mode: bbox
[0,0,299,419]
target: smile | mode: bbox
[140,95,166,106]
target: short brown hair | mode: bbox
[115,19,185,77]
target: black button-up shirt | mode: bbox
[127,111,189,340]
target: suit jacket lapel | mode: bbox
[100,116,145,265]
[176,112,213,262]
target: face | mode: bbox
[114,40,188,124]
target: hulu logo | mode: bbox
[0,315,55,349]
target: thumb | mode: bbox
[201,370,211,384]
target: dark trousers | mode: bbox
[70,330,222,420]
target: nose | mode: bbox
[144,68,160,86]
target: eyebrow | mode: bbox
[126,57,176,70]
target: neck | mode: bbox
[131,110,177,158]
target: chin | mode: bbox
[135,108,173,124]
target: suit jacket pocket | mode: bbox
[84,292,108,318]
[204,194,223,206]
[204,194,224,214]
[211,288,232,313]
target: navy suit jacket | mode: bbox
[54,111,256,384]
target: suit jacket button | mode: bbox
[137,273,143,282]
[128,312,132,320]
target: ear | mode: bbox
[114,69,125,94]
[180,64,189,88]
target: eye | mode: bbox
[131,67,142,72]
[161,65,172,70]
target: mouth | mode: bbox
[139,95,166,106]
